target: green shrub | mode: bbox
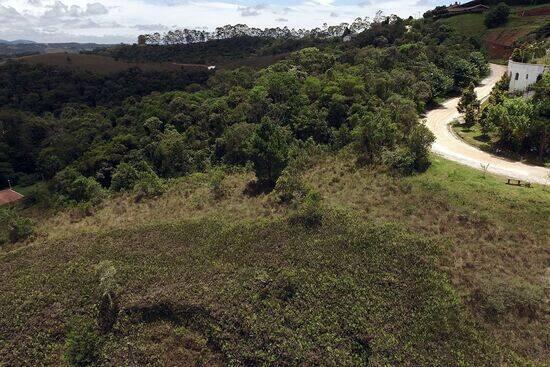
[133,172,165,201]
[64,318,102,366]
[215,122,255,165]
[382,147,416,175]
[274,168,309,205]
[0,208,34,244]
[111,160,161,194]
[110,162,140,191]
[8,216,34,243]
[248,118,292,189]
[209,168,228,200]
[52,168,104,204]
[289,191,324,228]
[484,3,510,29]
[475,277,544,321]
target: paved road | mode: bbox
[424,63,550,185]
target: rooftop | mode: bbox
[0,189,24,206]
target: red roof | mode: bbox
[448,4,489,12]
[0,189,24,205]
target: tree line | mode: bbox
[139,16,374,46]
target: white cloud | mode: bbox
[0,0,435,44]
[85,2,108,15]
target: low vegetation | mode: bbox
[1,151,548,365]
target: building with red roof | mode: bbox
[0,189,24,206]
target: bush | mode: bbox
[289,191,324,228]
[110,162,140,191]
[382,147,416,175]
[215,122,255,165]
[274,169,309,205]
[210,168,227,200]
[133,172,165,201]
[484,3,510,29]
[8,216,34,243]
[64,318,102,366]
[52,168,104,204]
[111,161,160,193]
[405,125,435,172]
[475,277,544,321]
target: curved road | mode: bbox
[425,63,550,185]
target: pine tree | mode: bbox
[458,83,480,127]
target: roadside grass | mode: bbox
[451,121,550,168]
[2,151,549,365]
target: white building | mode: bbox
[507,59,547,92]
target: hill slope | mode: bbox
[440,4,550,60]
[2,152,549,366]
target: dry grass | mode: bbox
[4,151,550,365]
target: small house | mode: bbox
[507,59,548,92]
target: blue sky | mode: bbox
[0,0,444,43]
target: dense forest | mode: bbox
[1,16,490,202]
[0,62,211,113]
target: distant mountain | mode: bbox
[0,39,37,45]
[11,40,37,45]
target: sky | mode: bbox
[0,0,445,43]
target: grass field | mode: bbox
[18,53,209,75]
[441,5,550,60]
[1,150,549,366]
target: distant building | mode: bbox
[0,189,24,206]
[446,3,489,15]
[507,59,548,92]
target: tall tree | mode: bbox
[458,83,480,127]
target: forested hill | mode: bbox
[1,16,489,191]
[94,35,336,65]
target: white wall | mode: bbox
[507,60,547,92]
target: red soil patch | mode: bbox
[484,28,532,59]
[516,6,550,17]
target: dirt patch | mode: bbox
[516,6,550,17]
[484,28,532,59]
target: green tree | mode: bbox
[458,83,480,127]
[487,97,533,152]
[484,3,511,29]
[248,118,291,188]
[64,318,102,367]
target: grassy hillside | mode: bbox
[19,53,208,75]
[2,152,549,366]
[440,4,550,61]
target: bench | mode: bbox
[506,178,531,188]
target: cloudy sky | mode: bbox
[0,0,442,43]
